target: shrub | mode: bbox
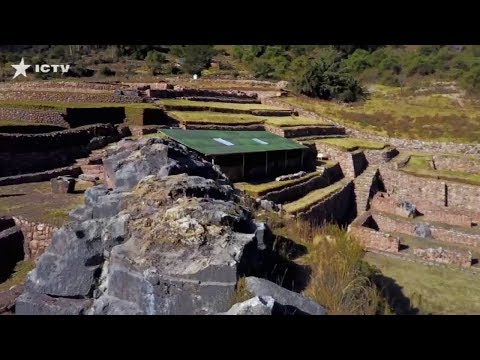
[252,58,275,79]
[100,66,116,77]
[180,45,217,75]
[293,59,366,102]
[145,50,166,75]
[260,214,386,315]
[303,225,382,315]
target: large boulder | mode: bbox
[243,277,327,315]
[221,296,275,315]
[91,196,259,315]
[16,138,312,315]
[415,223,432,238]
[103,138,222,191]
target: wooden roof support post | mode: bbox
[265,152,268,177]
[242,153,245,179]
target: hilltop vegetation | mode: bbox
[3,45,480,97]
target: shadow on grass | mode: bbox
[0,193,25,198]
[373,274,420,315]
[238,233,311,293]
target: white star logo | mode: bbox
[11,58,31,79]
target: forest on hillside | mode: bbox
[1,45,480,101]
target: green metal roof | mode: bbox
[161,129,307,156]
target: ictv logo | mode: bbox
[11,58,71,79]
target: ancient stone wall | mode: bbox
[349,212,400,252]
[413,247,472,268]
[432,155,480,174]
[380,167,480,217]
[266,125,345,138]
[147,88,258,100]
[264,175,330,204]
[0,124,122,177]
[297,181,355,225]
[0,166,81,186]
[65,108,126,127]
[264,97,480,155]
[0,125,65,134]
[181,123,265,131]
[372,212,480,248]
[13,217,57,261]
[0,108,68,127]
[0,90,135,104]
[80,164,105,181]
[314,143,367,179]
[0,124,119,153]
[363,147,399,165]
[370,193,474,228]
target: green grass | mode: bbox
[317,137,387,151]
[280,85,480,143]
[365,252,480,314]
[0,120,56,126]
[168,111,264,125]
[283,180,346,214]
[159,98,283,110]
[235,170,322,197]
[402,154,480,186]
[0,260,35,292]
[169,111,330,127]
[0,99,160,125]
[264,116,330,127]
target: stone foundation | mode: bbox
[349,212,400,252]
[372,212,480,248]
[413,247,472,268]
[379,167,480,218]
[370,193,474,228]
[13,217,57,261]
[432,155,480,175]
[314,143,367,179]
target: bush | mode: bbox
[342,49,373,74]
[461,65,480,94]
[179,45,217,75]
[252,58,275,79]
[293,59,366,102]
[145,50,166,75]
[303,225,382,315]
[100,66,116,77]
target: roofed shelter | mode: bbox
[161,129,311,181]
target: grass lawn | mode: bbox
[0,120,56,126]
[283,179,347,214]
[158,98,283,111]
[168,111,264,125]
[235,170,322,197]
[0,99,160,125]
[264,116,330,127]
[280,85,480,143]
[316,137,388,151]
[0,181,87,227]
[365,252,480,314]
[402,154,480,186]
[0,260,35,292]
[169,111,330,127]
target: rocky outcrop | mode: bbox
[17,137,314,315]
[242,277,326,315]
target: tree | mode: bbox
[145,50,166,75]
[181,45,216,75]
[293,59,366,102]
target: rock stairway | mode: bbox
[353,166,379,215]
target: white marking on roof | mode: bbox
[213,138,234,146]
[252,138,268,145]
